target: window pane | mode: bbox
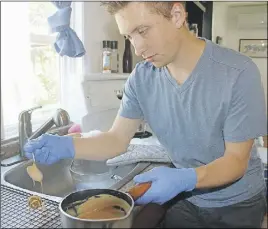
[1,2,61,139]
[31,44,61,107]
[29,2,57,35]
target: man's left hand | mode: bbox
[133,166,197,205]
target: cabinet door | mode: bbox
[83,80,126,111]
[81,80,126,132]
[202,2,213,40]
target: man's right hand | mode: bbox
[23,115,142,164]
[23,133,75,165]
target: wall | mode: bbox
[83,2,142,74]
[212,2,268,112]
[211,2,228,46]
[80,2,143,131]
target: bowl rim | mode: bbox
[69,160,116,177]
[58,188,135,222]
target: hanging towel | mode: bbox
[48,1,86,58]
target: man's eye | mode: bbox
[139,29,148,35]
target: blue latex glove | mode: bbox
[133,166,197,205]
[23,133,75,165]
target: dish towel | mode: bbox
[106,144,172,166]
[47,1,86,57]
[80,130,172,166]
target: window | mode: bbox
[1,2,84,139]
[29,2,61,108]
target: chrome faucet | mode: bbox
[18,106,71,157]
[18,105,42,156]
[1,106,71,167]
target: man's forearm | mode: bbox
[195,153,249,189]
[72,132,128,161]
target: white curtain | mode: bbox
[59,2,87,125]
[1,2,37,126]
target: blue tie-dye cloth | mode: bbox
[47,1,85,57]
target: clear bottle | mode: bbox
[102,40,111,73]
[111,41,119,73]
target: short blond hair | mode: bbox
[101,1,185,19]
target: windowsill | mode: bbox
[3,118,53,140]
[84,73,130,81]
[1,123,74,144]
[2,103,62,140]
[1,123,73,160]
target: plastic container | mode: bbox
[111,41,119,73]
[69,130,117,190]
[69,159,116,190]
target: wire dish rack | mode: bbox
[1,184,62,228]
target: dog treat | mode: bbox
[28,195,43,209]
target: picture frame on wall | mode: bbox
[239,39,267,58]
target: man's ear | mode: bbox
[171,3,186,29]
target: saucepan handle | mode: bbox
[126,182,152,201]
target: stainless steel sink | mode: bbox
[3,158,150,198]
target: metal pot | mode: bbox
[59,182,151,228]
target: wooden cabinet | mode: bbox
[186,1,213,40]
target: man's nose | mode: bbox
[131,38,147,57]
[134,47,145,57]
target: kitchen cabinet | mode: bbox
[81,76,127,131]
[82,78,126,111]
[186,1,213,40]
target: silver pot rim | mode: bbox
[59,188,135,222]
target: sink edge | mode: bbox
[1,159,151,202]
[110,162,151,190]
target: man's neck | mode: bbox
[166,33,206,85]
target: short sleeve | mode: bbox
[223,60,267,142]
[118,67,144,120]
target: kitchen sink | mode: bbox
[2,158,150,198]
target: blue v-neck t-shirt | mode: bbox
[118,38,267,207]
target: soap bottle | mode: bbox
[111,41,119,73]
[102,40,112,73]
[122,38,133,73]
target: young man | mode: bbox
[24,2,267,228]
